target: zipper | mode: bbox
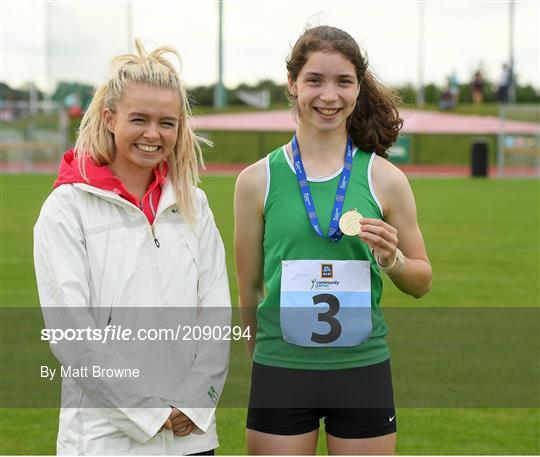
[148,193,160,247]
[151,225,160,248]
[141,200,160,248]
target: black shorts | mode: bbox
[246,360,396,439]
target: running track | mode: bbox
[2,109,538,177]
[192,109,539,135]
[192,109,539,177]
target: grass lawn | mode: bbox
[199,131,502,166]
[0,174,538,455]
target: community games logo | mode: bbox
[310,265,340,290]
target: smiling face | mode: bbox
[288,50,360,135]
[103,82,181,175]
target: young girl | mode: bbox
[234,26,431,455]
[34,40,230,455]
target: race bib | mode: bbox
[280,260,372,347]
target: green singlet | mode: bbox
[253,145,390,370]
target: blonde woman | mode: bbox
[34,40,230,455]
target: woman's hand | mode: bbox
[357,218,398,266]
[170,408,195,436]
[160,408,195,436]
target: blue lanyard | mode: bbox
[291,135,353,242]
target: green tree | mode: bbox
[52,81,94,108]
[516,84,540,103]
[188,85,215,107]
[424,83,441,104]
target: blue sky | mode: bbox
[1,0,538,92]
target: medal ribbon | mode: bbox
[291,135,353,242]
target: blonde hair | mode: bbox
[75,38,205,225]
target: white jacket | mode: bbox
[34,179,231,455]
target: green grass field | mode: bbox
[0,174,539,454]
[198,131,504,166]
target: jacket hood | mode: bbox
[54,148,168,192]
[54,149,120,190]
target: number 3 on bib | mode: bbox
[280,260,373,347]
[311,293,341,344]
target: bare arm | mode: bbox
[362,156,432,298]
[234,159,267,361]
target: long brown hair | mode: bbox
[286,26,402,157]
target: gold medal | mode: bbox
[339,208,363,236]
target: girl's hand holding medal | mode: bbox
[340,209,400,270]
[357,217,400,270]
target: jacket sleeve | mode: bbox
[34,188,171,444]
[165,189,231,433]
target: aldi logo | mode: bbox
[321,264,333,278]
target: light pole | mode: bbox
[45,2,52,110]
[214,1,226,109]
[509,0,516,103]
[416,1,425,107]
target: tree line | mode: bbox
[1,78,538,109]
